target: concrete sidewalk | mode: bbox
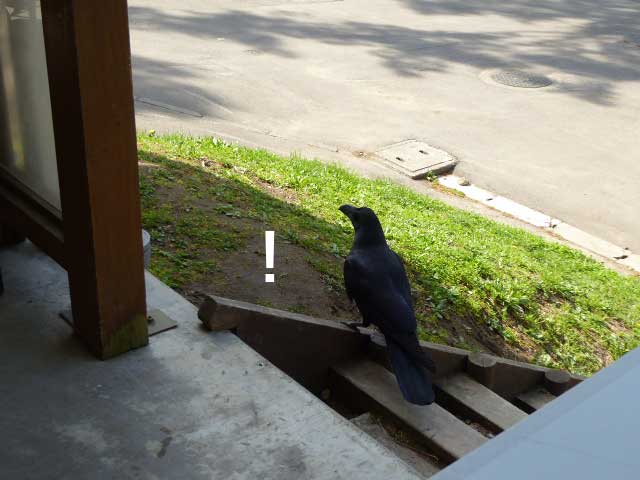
[129,0,640,251]
[0,241,421,479]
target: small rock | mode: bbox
[458,177,471,186]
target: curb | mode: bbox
[439,175,640,275]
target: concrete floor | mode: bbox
[0,242,421,479]
[129,0,640,252]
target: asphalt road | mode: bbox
[129,0,640,251]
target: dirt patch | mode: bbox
[140,159,358,322]
[186,230,359,322]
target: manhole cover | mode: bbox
[490,70,553,88]
[376,140,456,179]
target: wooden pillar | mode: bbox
[41,0,148,358]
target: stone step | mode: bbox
[513,386,558,413]
[435,373,528,433]
[331,360,487,464]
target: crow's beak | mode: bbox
[339,204,356,217]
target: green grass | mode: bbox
[138,133,640,375]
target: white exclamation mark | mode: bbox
[265,230,275,283]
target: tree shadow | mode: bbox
[128,2,640,106]
[137,146,525,362]
[132,54,236,120]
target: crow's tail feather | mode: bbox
[386,337,435,405]
[386,330,437,374]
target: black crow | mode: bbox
[340,204,436,405]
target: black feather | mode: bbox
[387,339,435,405]
[339,204,436,405]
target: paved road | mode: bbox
[129,0,640,251]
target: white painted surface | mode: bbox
[440,174,558,228]
[439,174,639,273]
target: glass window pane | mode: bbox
[0,0,60,212]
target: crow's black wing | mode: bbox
[343,257,360,303]
[344,254,382,327]
[390,249,413,308]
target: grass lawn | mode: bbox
[138,133,640,376]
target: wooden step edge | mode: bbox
[435,373,528,434]
[198,295,584,403]
[513,387,557,414]
[330,360,487,465]
[369,334,584,401]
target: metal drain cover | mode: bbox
[490,70,552,88]
[376,140,456,179]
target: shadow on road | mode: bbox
[129,1,640,106]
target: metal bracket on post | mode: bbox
[60,308,177,337]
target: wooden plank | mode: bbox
[199,295,369,394]
[332,360,487,464]
[368,334,468,379]
[198,294,365,334]
[0,181,64,264]
[514,387,557,414]
[487,355,585,401]
[435,373,527,433]
[41,0,148,359]
[199,296,584,401]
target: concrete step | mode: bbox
[513,386,557,413]
[435,373,528,433]
[331,360,487,464]
[352,413,441,479]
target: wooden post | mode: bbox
[544,369,572,396]
[467,352,497,389]
[41,0,148,358]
